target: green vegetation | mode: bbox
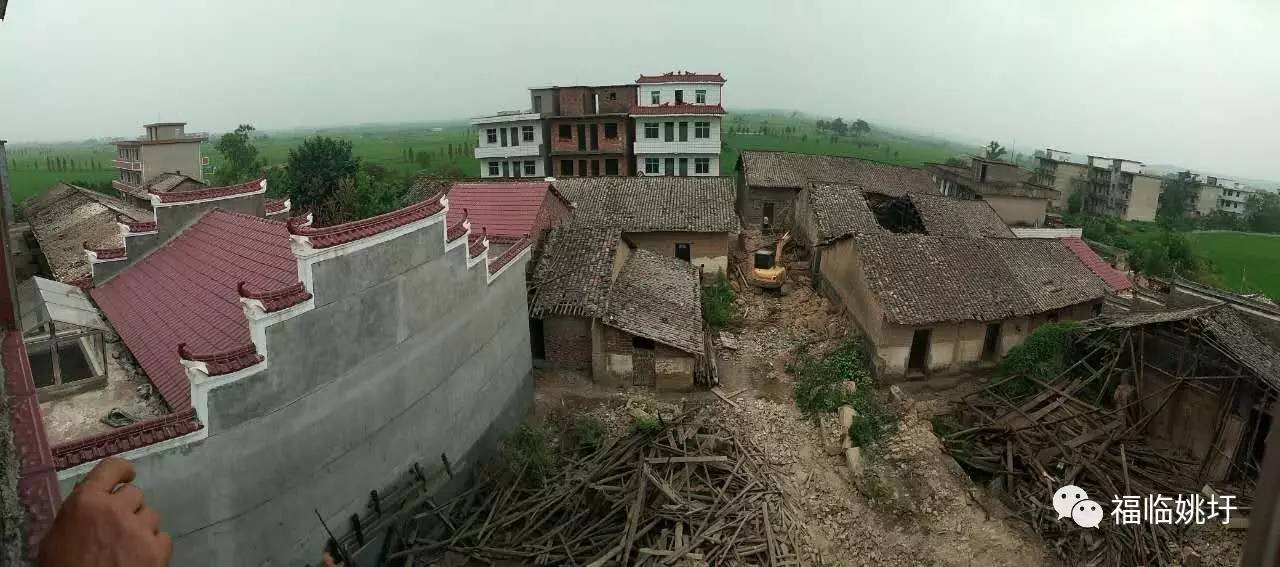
[498,416,611,486]
[1188,232,1280,298]
[720,111,977,174]
[629,414,663,436]
[993,321,1080,401]
[4,143,118,203]
[789,340,898,456]
[700,271,739,329]
[212,125,264,185]
[983,140,1008,160]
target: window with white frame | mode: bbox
[694,122,710,138]
[486,129,497,144]
[650,91,660,104]
[644,122,659,139]
[695,158,710,174]
[645,158,660,174]
[521,125,534,142]
[524,161,536,176]
[695,89,707,104]
[488,161,499,176]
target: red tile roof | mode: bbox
[287,193,445,249]
[84,242,126,260]
[629,104,726,116]
[469,230,489,258]
[5,330,61,556]
[237,281,312,313]
[1061,237,1132,292]
[151,178,265,204]
[488,238,532,275]
[118,214,157,233]
[636,72,725,84]
[264,197,289,215]
[445,181,565,241]
[446,216,470,242]
[51,408,202,469]
[91,209,298,410]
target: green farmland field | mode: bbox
[1189,231,1280,300]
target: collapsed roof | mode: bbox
[806,183,1013,242]
[22,183,154,283]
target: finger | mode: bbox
[137,505,161,534]
[79,458,136,493]
[156,531,174,565]
[112,483,145,513]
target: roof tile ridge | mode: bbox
[287,192,445,249]
[488,236,532,275]
[151,178,266,204]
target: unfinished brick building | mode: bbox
[534,85,636,177]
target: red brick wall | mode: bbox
[550,152,632,177]
[556,86,635,116]
[531,193,573,252]
[543,316,591,367]
[548,118,630,155]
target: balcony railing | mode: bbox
[112,158,142,171]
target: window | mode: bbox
[605,159,619,175]
[678,122,688,142]
[664,122,675,142]
[694,121,710,138]
[695,158,710,174]
[695,89,707,104]
[675,89,684,104]
[502,162,510,177]
[559,124,572,139]
[561,159,574,175]
[979,163,989,182]
[499,128,508,147]
[486,129,497,144]
[645,158,660,174]
[488,161,499,176]
[511,161,520,177]
[521,125,534,142]
[523,161,536,176]
[533,95,542,113]
[632,336,655,350]
[650,91,660,104]
[608,92,617,100]
[509,127,518,147]
[675,243,691,261]
[644,122,659,139]
[664,157,675,176]
[604,122,618,139]
[591,160,600,176]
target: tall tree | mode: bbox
[1245,191,1280,234]
[214,124,264,185]
[1157,171,1199,222]
[284,136,359,222]
[830,118,848,136]
[851,119,871,137]
[984,141,1008,160]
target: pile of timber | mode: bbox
[940,329,1253,566]
[384,411,802,566]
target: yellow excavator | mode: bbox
[750,231,790,289]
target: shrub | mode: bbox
[994,321,1080,401]
[791,341,873,414]
[629,415,662,435]
[701,271,740,329]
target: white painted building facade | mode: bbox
[631,73,726,177]
[472,111,546,178]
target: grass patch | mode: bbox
[790,340,898,458]
[1189,231,1280,300]
[993,321,1080,402]
[701,271,740,329]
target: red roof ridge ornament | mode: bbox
[115,214,157,234]
[83,241,126,262]
[487,235,533,276]
[51,407,203,470]
[237,280,313,313]
[446,208,471,243]
[287,192,446,250]
[150,178,267,206]
[177,341,264,376]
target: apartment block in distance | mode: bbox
[1034,148,1090,210]
[112,122,206,195]
[535,84,636,177]
[1082,155,1162,222]
[1197,175,1258,217]
[472,110,546,178]
[632,71,726,177]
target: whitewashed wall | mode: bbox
[474,118,544,159]
[633,116,721,154]
[634,83,723,106]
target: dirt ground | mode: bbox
[532,267,1056,566]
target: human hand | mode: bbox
[39,457,172,567]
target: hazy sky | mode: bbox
[2,0,1277,179]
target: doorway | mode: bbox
[529,319,545,360]
[678,158,688,176]
[632,336,656,387]
[982,323,1001,361]
[908,329,931,372]
[675,242,691,262]
[762,203,775,228]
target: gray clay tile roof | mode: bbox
[117,173,208,201]
[738,151,937,195]
[805,184,1012,242]
[529,226,621,318]
[554,176,739,233]
[851,233,1108,325]
[22,183,154,282]
[926,163,1060,200]
[604,248,704,354]
[908,193,1014,238]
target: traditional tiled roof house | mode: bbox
[926,158,1061,227]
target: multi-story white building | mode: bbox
[631,72,726,177]
[472,111,546,178]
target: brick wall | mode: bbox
[548,118,630,155]
[621,231,730,275]
[555,86,636,117]
[602,325,694,390]
[550,151,632,177]
[531,193,572,251]
[742,186,800,227]
[543,316,591,367]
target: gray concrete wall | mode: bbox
[59,220,534,566]
[96,196,265,285]
[140,142,204,183]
